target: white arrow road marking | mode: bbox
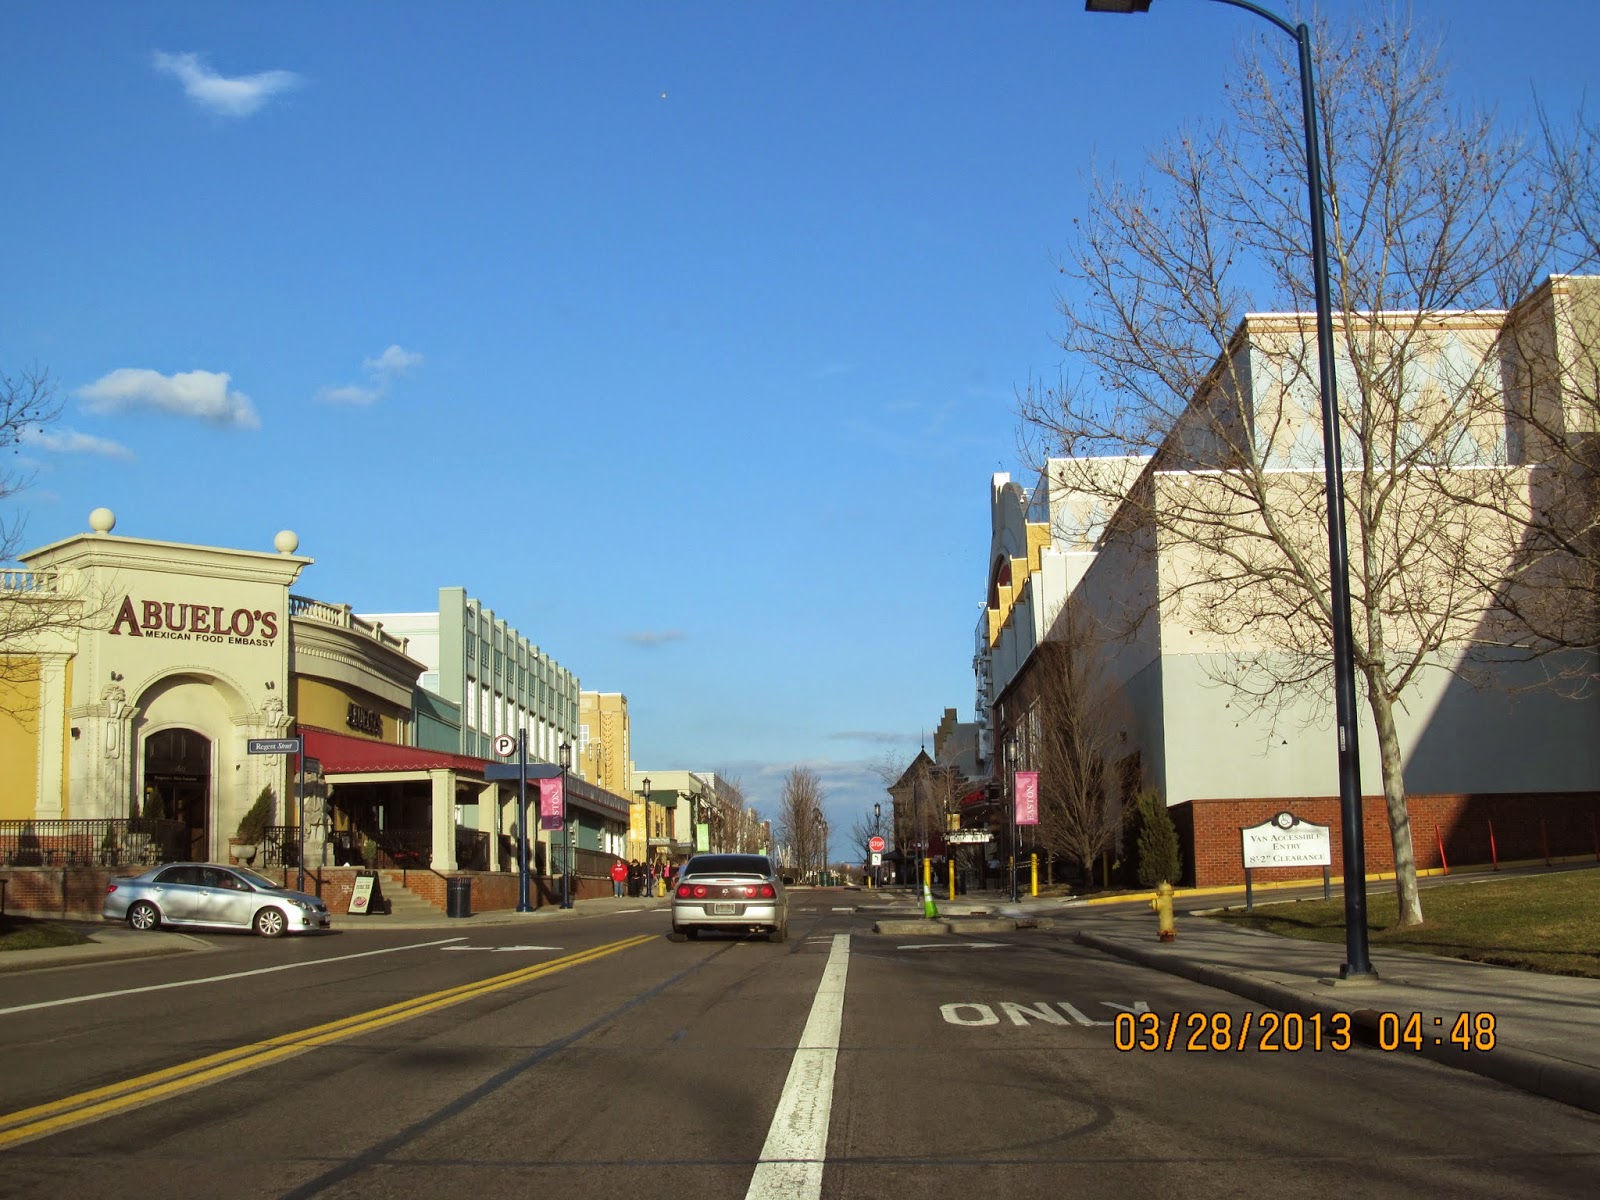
[896,942,1010,950]
[0,938,468,1016]
[831,907,855,912]
[744,934,850,1200]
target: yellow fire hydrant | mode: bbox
[1150,880,1176,942]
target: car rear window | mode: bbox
[684,854,772,877]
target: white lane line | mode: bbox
[0,938,467,1016]
[896,942,1010,951]
[442,945,561,953]
[744,933,849,1200]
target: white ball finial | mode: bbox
[88,507,116,534]
[273,530,300,555]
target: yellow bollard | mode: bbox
[1030,853,1039,897]
[922,855,939,918]
[1150,880,1176,942]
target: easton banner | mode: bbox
[539,776,565,831]
[1014,771,1040,826]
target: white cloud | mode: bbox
[318,383,381,406]
[623,629,686,648]
[18,426,135,460]
[77,368,260,429]
[152,51,300,118]
[319,344,422,406]
[365,345,423,376]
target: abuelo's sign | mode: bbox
[108,597,280,646]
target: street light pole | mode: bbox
[515,728,533,913]
[640,775,652,877]
[1004,731,1019,904]
[1085,0,1372,976]
[874,801,882,888]
[559,739,574,909]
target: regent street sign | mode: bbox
[108,596,281,646]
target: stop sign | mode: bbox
[869,835,885,853]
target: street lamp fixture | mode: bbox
[559,739,574,908]
[1085,0,1371,976]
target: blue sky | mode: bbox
[4,2,1597,853]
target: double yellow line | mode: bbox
[0,933,655,1149]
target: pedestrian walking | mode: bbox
[610,858,628,897]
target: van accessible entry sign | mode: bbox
[1239,812,1332,910]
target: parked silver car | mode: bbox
[670,853,788,942]
[103,863,332,937]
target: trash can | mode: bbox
[446,876,472,918]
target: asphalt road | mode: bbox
[2,892,1597,1198]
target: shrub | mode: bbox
[236,785,275,844]
[1133,789,1182,887]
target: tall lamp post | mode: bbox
[639,775,652,873]
[1004,731,1019,903]
[515,728,533,913]
[873,801,882,888]
[559,739,574,909]
[1085,0,1371,976]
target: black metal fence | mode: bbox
[0,819,187,868]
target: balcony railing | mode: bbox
[0,819,186,868]
[0,568,60,594]
[289,594,410,654]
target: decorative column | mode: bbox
[430,768,456,872]
[478,780,501,871]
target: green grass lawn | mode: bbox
[0,915,95,952]
[1207,867,1600,979]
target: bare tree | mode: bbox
[713,773,752,851]
[1020,12,1580,926]
[776,766,826,880]
[2,366,98,707]
[1025,601,1125,884]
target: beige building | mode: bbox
[579,690,637,854]
[0,510,520,877]
[981,277,1600,885]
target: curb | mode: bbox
[873,917,1033,935]
[1074,931,1600,1116]
[0,931,207,974]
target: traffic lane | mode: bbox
[0,920,837,1198]
[0,912,669,1115]
[830,931,1600,1199]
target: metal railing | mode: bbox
[0,818,186,868]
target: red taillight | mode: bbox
[675,884,691,899]
[758,884,775,899]
[693,884,709,898]
[106,883,119,894]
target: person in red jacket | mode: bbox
[610,858,628,897]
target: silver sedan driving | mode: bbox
[103,863,332,937]
[670,853,788,942]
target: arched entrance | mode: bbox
[143,728,211,861]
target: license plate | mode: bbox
[710,903,736,915]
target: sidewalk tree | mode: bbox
[1132,790,1182,889]
[1026,599,1126,885]
[777,766,826,881]
[1020,11,1586,927]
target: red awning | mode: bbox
[300,726,487,776]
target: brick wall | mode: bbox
[1177,792,1600,887]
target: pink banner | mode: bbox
[539,776,565,831]
[1014,771,1039,826]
